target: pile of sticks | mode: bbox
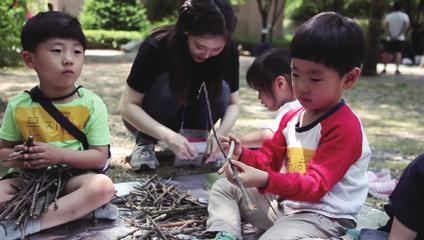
[117,174,208,240]
[0,167,72,239]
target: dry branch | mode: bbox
[0,166,74,239]
[118,175,209,239]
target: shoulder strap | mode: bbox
[25,86,89,150]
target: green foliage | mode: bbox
[288,0,375,22]
[229,0,245,5]
[142,0,178,22]
[79,0,148,31]
[84,30,144,49]
[84,15,176,49]
[289,0,319,22]
[0,0,27,67]
[27,0,47,14]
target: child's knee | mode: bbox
[0,178,24,199]
[87,174,115,202]
[211,178,237,195]
[212,178,229,190]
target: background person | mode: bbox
[382,1,410,74]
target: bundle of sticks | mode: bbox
[116,174,208,240]
[0,167,73,239]
[0,137,74,239]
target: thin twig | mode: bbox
[147,215,167,240]
[198,83,257,210]
[118,176,209,239]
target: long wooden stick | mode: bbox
[226,140,257,210]
[199,82,257,210]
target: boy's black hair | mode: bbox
[290,12,366,77]
[21,11,87,52]
[246,48,291,96]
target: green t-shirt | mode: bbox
[0,87,110,150]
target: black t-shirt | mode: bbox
[384,153,424,238]
[126,31,239,97]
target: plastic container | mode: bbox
[174,129,209,167]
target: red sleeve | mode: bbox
[259,109,364,202]
[240,109,301,172]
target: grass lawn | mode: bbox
[1,51,423,207]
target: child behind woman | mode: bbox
[239,48,300,148]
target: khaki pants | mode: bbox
[206,178,355,240]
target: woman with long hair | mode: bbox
[118,0,239,170]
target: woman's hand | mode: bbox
[205,134,242,163]
[165,132,198,160]
[204,134,222,163]
[220,134,243,160]
[206,133,242,164]
[21,142,65,169]
[221,160,269,189]
[207,134,220,154]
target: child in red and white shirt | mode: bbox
[206,12,371,240]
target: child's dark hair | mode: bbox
[246,48,291,96]
[290,12,366,77]
[21,11,87,52]
[177,0,237,40]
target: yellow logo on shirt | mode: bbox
[287,147,315,173]
[15,106,89,142]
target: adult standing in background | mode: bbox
[118,0,239,170]
[382,1,410,75]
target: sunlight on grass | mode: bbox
[1,56,424,183]
[345,73,424,160]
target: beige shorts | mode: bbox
[206,178,354,240]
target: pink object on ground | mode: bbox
[367,169,398,200]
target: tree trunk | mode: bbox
[261,13,268,42]
[362,0,385,76]
[405,0,424,55]
[269,0,286,43]
[257,0,272,43]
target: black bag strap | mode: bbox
[25,86,89,150]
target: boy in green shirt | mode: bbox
[0,11,116,239]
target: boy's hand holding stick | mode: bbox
[219,140,256,210]
[0,151,24,163]
[0,136,34,163]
